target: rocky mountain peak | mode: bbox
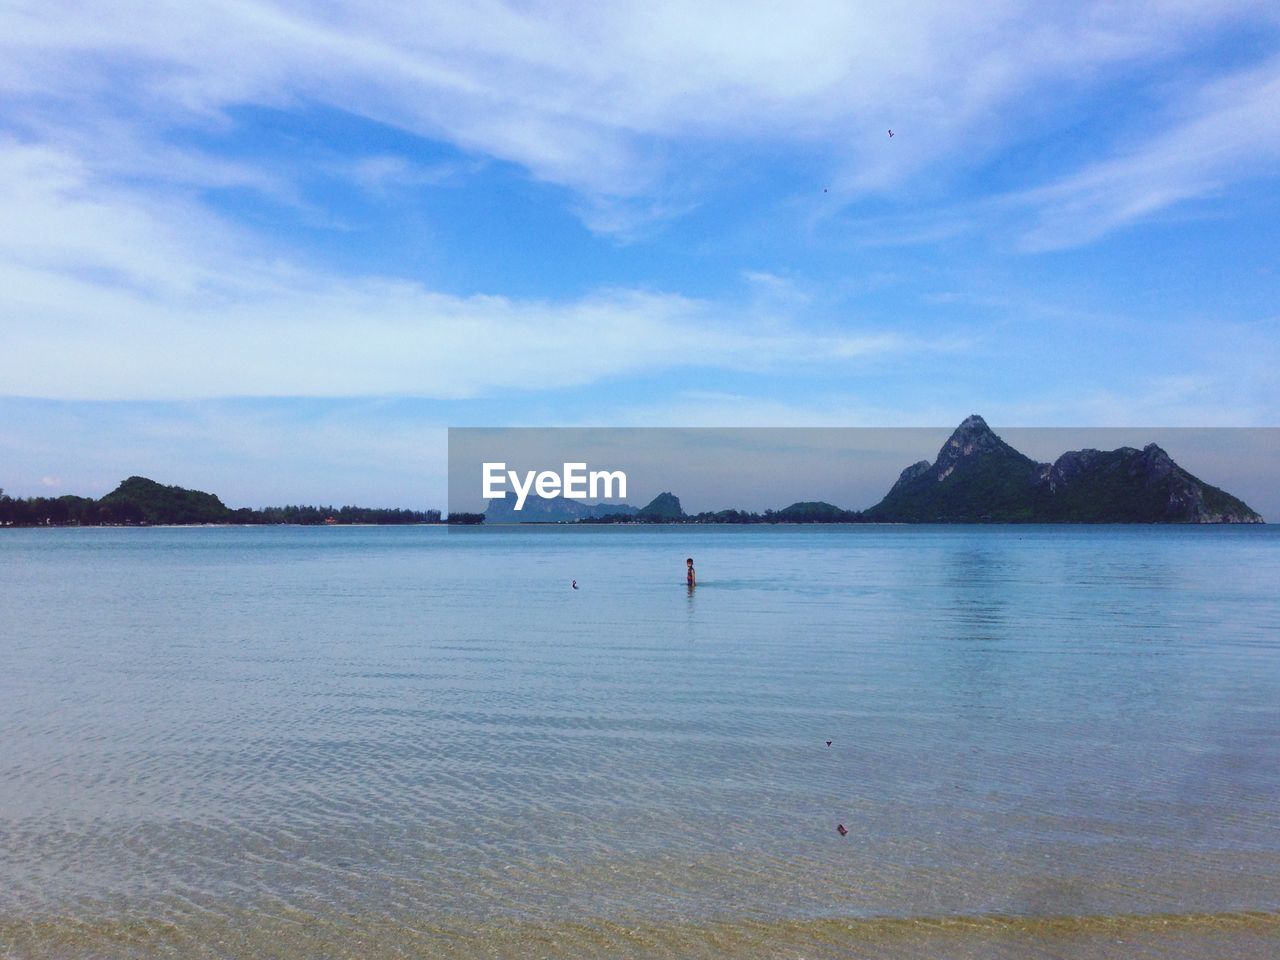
[937,414,1014,464]
[639,491,685,519]
[1138,443,1177,479]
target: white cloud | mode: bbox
[0,139,954,400]
[346,154,470,192]
[1013,56,1280,250]
[3,1,1276,221]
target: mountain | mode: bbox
[865,416,1262,523]
[1,477,443,526]
[866,415,1044,521]
[774,501,859,522]
[98,476,233,524]
[637,491,685,520]
[483,496,638,523]
[1034,443,1261,522]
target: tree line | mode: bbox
[0,486,443,527]
[575,501,864,524]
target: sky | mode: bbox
[2,1,1279,509]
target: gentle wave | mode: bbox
[2,526,1279,957]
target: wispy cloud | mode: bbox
[0,139,957,400]
[1012,55,1280,250]
[4,1,1276,230]
[345,154,471,193]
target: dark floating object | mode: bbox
[826,740,833,747]
[837,823,849,836]
[571,580,579,590]
[888,129,894,137]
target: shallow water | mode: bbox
[1,525,1278,958]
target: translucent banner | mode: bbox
[447,422,1280,524]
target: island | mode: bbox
[2,416,1264,527]
[0,476,442,527]
[488,416,1264,524]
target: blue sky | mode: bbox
[1,1,1278,507]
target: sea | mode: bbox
[1,524,1278,959]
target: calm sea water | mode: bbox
[1,525,1278,959]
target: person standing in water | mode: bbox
[686,557,696,588]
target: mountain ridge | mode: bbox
[490,416,1263,524]
[865,416,1261,523]
[3,418,1264,525]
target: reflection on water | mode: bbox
[1,524,1278,958]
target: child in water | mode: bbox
[686,557,696,587]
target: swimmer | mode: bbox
[572,580,578,590]
[686,557,696,588]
